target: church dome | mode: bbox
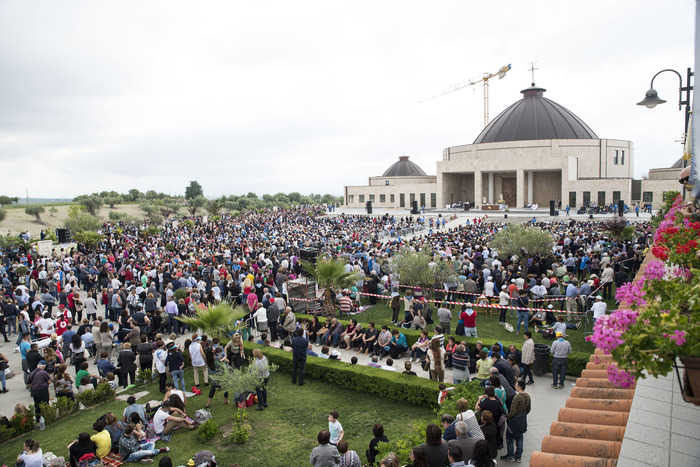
[382,156,428,177]
[473,85,598,144]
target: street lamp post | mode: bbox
[637,67,694,143]
[638,67,694,199]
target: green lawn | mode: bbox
[0,371,434,466]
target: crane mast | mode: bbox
[421,64,512,127]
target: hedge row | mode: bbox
[242,341,442,407]
[293,314,589,377]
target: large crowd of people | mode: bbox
[0,206,652,466]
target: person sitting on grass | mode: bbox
[68,432,97,467]
[152,401,195,442]
[16,438,42,467]
[337,439,361,467]
[90,421,112,459]
[118,423,170,464]
[310,430,340,467]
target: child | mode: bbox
[106,372,118,391]
[328,410,344,445]
[78,376,95,393]
[444,336,456,368]
[438,383,449,404]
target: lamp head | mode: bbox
[637,88,667,108]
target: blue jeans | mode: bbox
[464,327,477,337]
[552,357,568,385]
[125,441,159,462]
[0,367,5,389]
[506,430,523,458]
[256,377,269,407]
[516,311,529,332]
[168,314,179,334]
[171,369,185,391]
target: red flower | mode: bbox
[652,245,670,260]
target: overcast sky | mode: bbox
[0,0,695,199]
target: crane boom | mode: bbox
[421,63,512,127]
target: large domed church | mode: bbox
[344,84,680,210]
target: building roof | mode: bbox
[382,156,428,177]
[473,85,599,144]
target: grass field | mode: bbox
[1,203,146,237]
[0,370,435,466]
[346,295,604,353]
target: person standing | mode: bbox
[551,332,572,389]
[514,290,529,334]
[501,380,531,463]
[27,360,51,421]
[462,303,477,338]
[521,332,535,385]
[591,295,607,325]
[0,351,9,393]
[291,328,308,386]
[253,348,270,411]
[189,336,208,387]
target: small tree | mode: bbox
[64,213,102,232]
[74,195,104,216]
[185,180,204,200]
[155,199,181,219]
[0,196,18,207]
[25,205,45,223]
[187,195,207,216]
[176,302,248,338]
[48,206,58,217]
[206,199,222,217]
[489,224,554,259]
[0,209,5,223]
[72,231,105,249]
[604,215,635,241]
[103,196,121,208]
[389,248,438,297]
[299,257,362,318]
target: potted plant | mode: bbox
[587,194,700,403]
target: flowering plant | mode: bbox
[587,195,700,386]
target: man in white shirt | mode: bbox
[591,295,607,324]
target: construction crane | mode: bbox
[421,63,512,127]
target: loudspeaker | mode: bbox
[366,201,372,214]
[56,228,71,243]
[299,247,319,263]
[618,200,624,217]
[550,200,556,216]
[411,200,419,214]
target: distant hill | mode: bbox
[15,198,73,205]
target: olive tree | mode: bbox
[489,224,554,259]
[25,205,45,222]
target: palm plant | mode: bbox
[176,301,248,338]
[299,257,362,318]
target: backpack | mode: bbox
[543,329,555,340]
[193,409,212,425]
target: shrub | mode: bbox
[242,341,441,407]
[173,289,188,302]
[76,381,116,407]
[55,395,77,417]
[64,213,102,232]
[36,402,58,425]
[108,211,127,221]
[197,418,219,443]
[228,408,250,444]
[0,208,6,222]
[136,368,153,385]
[14,266,28,277]
[165,243,175,251]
